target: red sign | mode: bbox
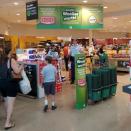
[77,79,86,86]
[40,16,55,24]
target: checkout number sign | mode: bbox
[75,54,87,109]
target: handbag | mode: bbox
[19,70,32,94]
[9,59,22,82]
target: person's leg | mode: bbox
[4,81,17,128]
[51,82,57,110]
[4,97,7,115]
[5,97,16,128]
[43,83,50,112]
[71,57,75,84]
[65,57,69,71]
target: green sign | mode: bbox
[37,6,103,29]
[75,54,87,109]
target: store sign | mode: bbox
[75,54,87,109]
[37,6,103,29]
[40,16,55,24]
[26,1,38,20]
[62,9,79,21]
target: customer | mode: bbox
[97,46,108,67]
[41,56,57,112]
[70,39,82,84]
[63,42,70,71]
[0,48,23,129]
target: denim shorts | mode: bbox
[43,82,56,96]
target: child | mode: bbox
[41,56,57,112]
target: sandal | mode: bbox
[4,122,15,130]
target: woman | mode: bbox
[0,48,23,129]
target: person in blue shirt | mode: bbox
[70,39,81,84]
[41,56,57,112]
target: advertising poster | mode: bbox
[60,6,82,28]
[37,6,103,29]
[81,6,103,29]
[26,0,38,20]
[37,6,61,29]
[75,54,87,109]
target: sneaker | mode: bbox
[52,105,57,110]
[43,105,48,112]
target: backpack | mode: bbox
[0,61,9,79]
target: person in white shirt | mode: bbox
[70,39,82,84]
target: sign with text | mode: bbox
[37,6,103,29]
[26,1,38,20]
[75,54,87,109]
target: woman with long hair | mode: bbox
[0,48,23,129]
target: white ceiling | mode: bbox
[0,0,131,32]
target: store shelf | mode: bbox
[117,68,129,72]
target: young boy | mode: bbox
[41,56,57,112]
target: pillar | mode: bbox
[89,30,93,46]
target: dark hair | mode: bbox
[5,48,11,55]
[11,53,17,60]
[0,48,11,64]
[99,48,104,54]
[45,56,52,64]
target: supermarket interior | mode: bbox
[1,0,131,131]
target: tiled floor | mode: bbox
[0,73,131,131]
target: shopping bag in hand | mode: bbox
[19,70,32,94]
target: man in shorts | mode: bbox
[41,56,57,112]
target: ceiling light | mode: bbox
[0,36,4,39]
[112,17,118,20]
[16,13,20,16]
[104,6,108,9]
[36,36,45,39]
[14,2,19,6]
[83,0,88,3]
[129,21,131,23]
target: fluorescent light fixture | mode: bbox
[0,36,4,39]
[112,17,118,20]
[104,6,108,9]
[83,0,88,3]
[16,13,20,16]
[14,2,19,5]
[36,36,45,39]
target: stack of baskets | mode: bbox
[86,67,117,102]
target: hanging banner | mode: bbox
[75,54,87,109]
[37,6,103,29]
[26,0,38,20]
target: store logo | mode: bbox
[77,79,86,86]
[40,16,55,24]
[62,8,79,21]
[89,16,96,24]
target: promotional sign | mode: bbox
[37,6,103,29]
[75,54,87,109]
[26,0,38,20]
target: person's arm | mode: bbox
[11,59,23,74]
[41,67,45,76]
[54,66,57,82]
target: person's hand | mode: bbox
[20,64,24,70]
